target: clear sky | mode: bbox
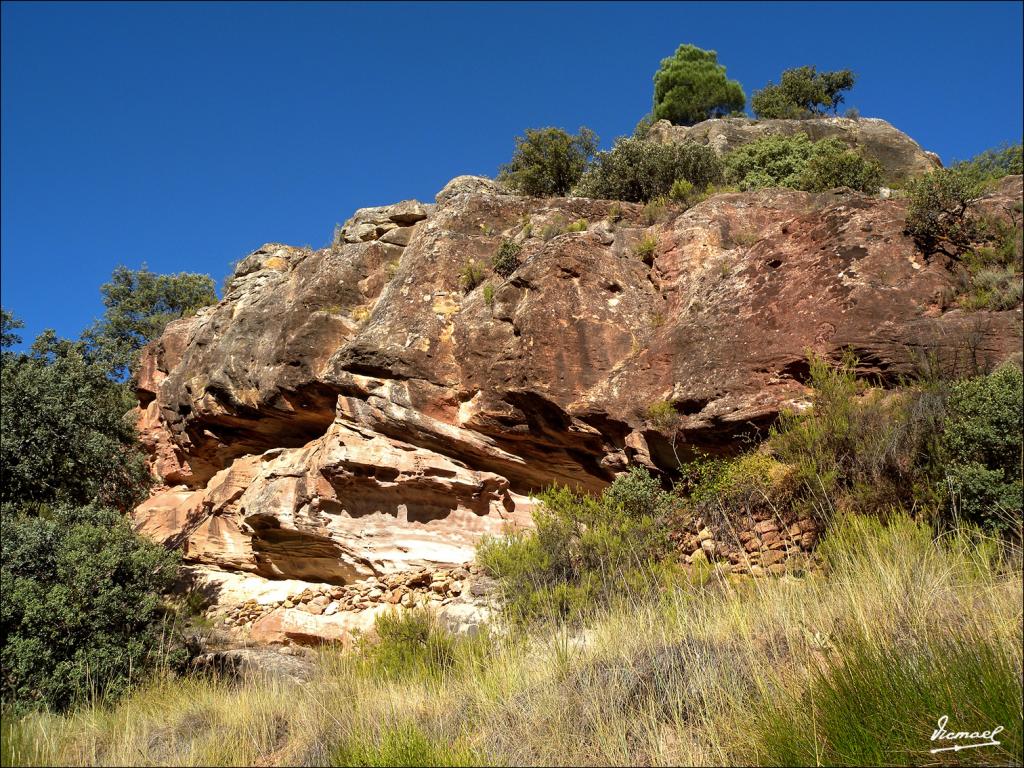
[3,1,1022,345]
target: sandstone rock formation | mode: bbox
[134,168,1022,631]
[648,116,942,183]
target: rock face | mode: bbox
[134,171,1022,599]
[647,116,942,183]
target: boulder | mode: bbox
[647,116,942,183]
[435,175,504,205]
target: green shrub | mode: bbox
[751,66,856,119]
[668,178,710,207]
[478,467,678,624]
[652,43,746,126]
[565,218,588,233]
[497,126,599,197]
[0,503,180,712]
[645,400,679,430]
[492,239,522,278]
[798,137,883,192]
[458,259,486,292]
[358,609,462,682]
[635,235,658,265]
[724,134,882,193]
[642,196,668,224]
[482,284,495,307]
[574,137,724,203]
[769,353,948,521]
[725,133,813,190]
[904,168,983,256]
[941,364,1022,533]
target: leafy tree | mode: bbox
[0,327,150,512]
[84,265,217,378]
[1,312,177,712]
[751,66,856,119]
[497,127,599,197]
[652,44,746,126]
[0,503,179,711]
[574,137,724,202]
[724,134,882,193]
[1,308,23,350]
[904,168,983,257]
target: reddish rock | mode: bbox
[132,174,1023,586]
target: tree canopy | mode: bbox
[751,66,856,119]
[652,44,746,126]
[84,265,217,379]
[498,127,599,197]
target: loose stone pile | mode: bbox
[676,510,820,576]
[215,565,489,630]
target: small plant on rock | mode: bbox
[636,235,659,265]
[492,239,522,278]
[643,196,669,224]
[459,259,486,292]
[541,220,566,242]
[566,218,588,233]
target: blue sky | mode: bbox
[3,1,1022,345]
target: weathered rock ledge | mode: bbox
[133,165,1023,641]
[648,115,942,183]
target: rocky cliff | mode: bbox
[132,127,1022,641]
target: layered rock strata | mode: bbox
[133,152,1022,638]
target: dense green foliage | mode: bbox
[1,309,23,348]
[0,504,179,712]
[574,137,724,202]
[83,265,217,378]
[768,354,947,519]
[497,127,599,197]
[1,274,208,712]
[358,610,460,682]
[943,365,1023,532]
[478,468,680,623]
[724,133,883,192]
[751,66,856,119]
[652,44,745,126]
[0,331,149,512]
[765,354,1022,533]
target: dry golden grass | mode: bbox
[3,514,1021,767]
